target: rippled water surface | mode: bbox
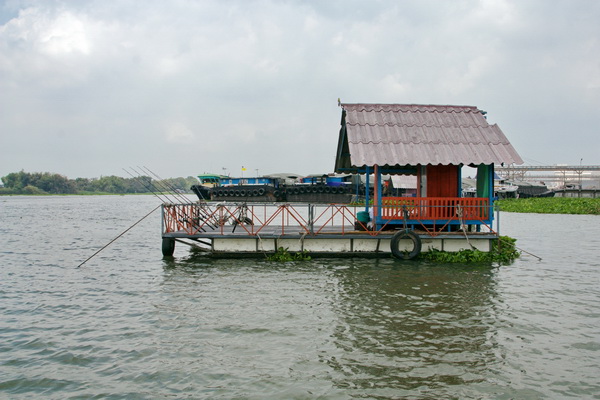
[1,195,599,399]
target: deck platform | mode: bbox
[160,202,499,258]
[163,223,497,257]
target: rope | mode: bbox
[456,205,475,250]
[498,236,543,261]
[456,205,541,260]
[76,204,161,268]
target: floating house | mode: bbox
[334,103,523,231]
[161,103,523,259]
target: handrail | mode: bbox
[162,199,495,238]
[381,197,490,220]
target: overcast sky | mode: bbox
[1,0,599,179]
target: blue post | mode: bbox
[490,164,496,227]
[364,166,370,213]
[375,165,382,230]
[457,164,463,197]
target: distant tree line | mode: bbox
[0,170,199,195]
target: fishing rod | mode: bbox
[139,166,219,230]
[130,166,180,204]
[140,168,188,203]
[123,168,173,204]
[140,166,220,230]
[140,166,193,204]
[127,167,183,205]
[124,169,207,231]
[76,204,161,268]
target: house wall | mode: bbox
[426,165,459,197]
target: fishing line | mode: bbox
[76,204,161,268]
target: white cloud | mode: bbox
[165,123,195,144]
[1,0,599,178]
[470,0,519,28]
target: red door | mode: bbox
[427,165,458,197]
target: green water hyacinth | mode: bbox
[266,247,312,262]
[496,198,600,215]
[420,236,520,264]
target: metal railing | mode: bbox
[162,198,495,238]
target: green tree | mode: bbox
[1,170,30,190]
[21,185,47,195]
[36,172,76,194]
[94,176,128,193]
[1,170,196,195]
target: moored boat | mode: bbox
[190,173,355,203]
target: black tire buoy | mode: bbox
[390,230,421,260]
[162,237,175,257]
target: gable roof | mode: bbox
[334,103,523,173]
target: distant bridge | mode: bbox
[496,165,600,186]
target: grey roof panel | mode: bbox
[338,103,523,169]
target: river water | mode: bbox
[1,195,599,399]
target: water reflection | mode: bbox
[325,259,500,397]
[159,255,503,398]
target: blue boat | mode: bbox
[190,173,355,203]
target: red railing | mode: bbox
[381,197,490,221]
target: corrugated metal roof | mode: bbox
[335,103,523,171]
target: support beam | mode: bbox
[364,166,370,213]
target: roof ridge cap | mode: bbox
[345,122,490,128]
[342,103,479,110]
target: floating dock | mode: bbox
[165,103,523,259]
[161,201,499,259]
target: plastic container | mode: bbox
[356,211,370,223]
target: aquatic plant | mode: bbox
[266,247,312,262]
[496,198,600,215]
[420,235,520,264]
